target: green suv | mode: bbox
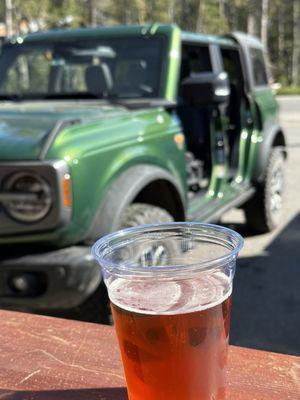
[0,24,286,319]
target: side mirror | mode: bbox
[180,71,230,107]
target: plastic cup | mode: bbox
[92,222,243,400]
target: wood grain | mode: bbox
[0,310,298,399]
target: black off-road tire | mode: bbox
[119,203,176,268]
[120,203,174,228]
[244,148,285,233]
[73,204,174,323]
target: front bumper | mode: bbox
[0,246,101,310]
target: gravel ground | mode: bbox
[223,96,300,356]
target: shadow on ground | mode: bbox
[229,213,300,356]
[221,221,258,238]
[0,387,128,400]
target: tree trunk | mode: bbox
[5,0,13,36]
[292,0,300,85]
[146,0,154,21]
[219,0,225,20]
[124,1,132,24]
[247,14,256,36]
[88,0,97,27]
[135,0,145,24]
[247,0,259,37]
[261,0,269,49]
[167,0,175,22]
[196,1,204,32]
[96,1,105,25]
[277,5,285,82]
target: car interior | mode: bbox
[176,43,246,194]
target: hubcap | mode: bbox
[140,244,168,267]
[270,164,284,215]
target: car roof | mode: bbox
[3,24,174,43]
[224,31,264,49]
[181,31,235,46]
[4,24,260,49]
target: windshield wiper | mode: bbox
[44,93,100,100]
[0,94,25,101]
[0,93,107,101]
[43,93,129,107]
[0,92,131,108]
[102,94,132,108]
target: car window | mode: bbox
[180,44,212,81]
[249,48,268,87]
[0,36,165,100]
[3,50,51,94]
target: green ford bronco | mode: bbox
[0,24,286,320]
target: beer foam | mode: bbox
[108,273,232,315]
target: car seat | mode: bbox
[113,60,150,96]
[85,64,113,97]
[177,56,211,163]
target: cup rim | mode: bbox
[92,222,244,279]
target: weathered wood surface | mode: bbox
[0,310,299,399]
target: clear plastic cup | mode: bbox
[92,222,243,400]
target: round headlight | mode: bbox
[3,172,52,222]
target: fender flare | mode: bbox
[252,125,286,183]
[85,164,185,241]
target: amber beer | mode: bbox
[92,223,243,400]
[110,275,232,400]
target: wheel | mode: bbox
[119,203,174,228]
[244,148,285,233]
[119,203,176,267]
[74,204,174,324]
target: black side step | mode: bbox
[189,187,255,223]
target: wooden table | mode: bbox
[0,310,299,399]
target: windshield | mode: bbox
[0,35,165,100]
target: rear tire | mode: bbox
[244,148,285,233]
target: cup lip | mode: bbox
[92,222,244,279]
